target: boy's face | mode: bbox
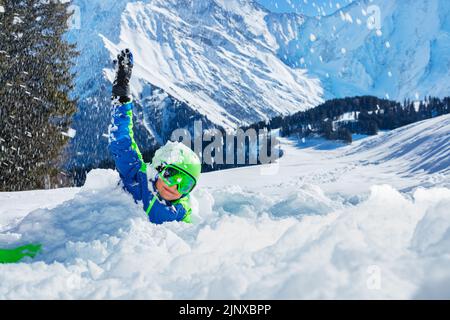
[156,178,183,201]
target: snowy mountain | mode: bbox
[102,0,323,128]
[282,0,450,100]
[65,0,450,170]
[66,0,323,169]
[1,114,449,299]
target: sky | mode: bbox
[256,0,356,16]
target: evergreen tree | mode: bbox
[276,95,449,143]
[0,0,78,191]
[367,120,379,135]
[338,128,353,144]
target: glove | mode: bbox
[112,48,133,99]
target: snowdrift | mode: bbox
[0,169,449,299]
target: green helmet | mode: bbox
[151,141,202,186]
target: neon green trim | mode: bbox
[182,211,192,223]
[146,196,157,216]
[174,196,192,223]
[125,109,147,173]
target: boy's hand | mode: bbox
[112,48,134,98]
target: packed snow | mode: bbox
[0,115,449,299]
[150,141,195,170]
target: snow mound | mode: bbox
[411,189,450,255]
[1,169,449,299]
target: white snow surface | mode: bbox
[0,115,449,299]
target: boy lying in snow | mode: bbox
[108,49,201,224]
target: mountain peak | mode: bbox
[102,0,323,129]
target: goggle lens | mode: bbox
[159,166,196,194]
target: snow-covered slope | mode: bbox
[346,114,450,175]
[283,0,450,100]
[1,115,449,299]
[201,115,450,197]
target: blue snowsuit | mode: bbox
[108,100,192,224]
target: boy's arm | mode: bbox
[108,99,147,185]
[107,49,191,225]
[108,49,146,190]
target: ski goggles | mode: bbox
[158,164,197,194]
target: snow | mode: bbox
[61,128,77,138]
[150,141,199,175]
[346,114,450,175]
[1,115,449,299]
[0,6,5,13]
[12,16,23,25]
[100,0,323,129]
[65,0,448,170]
[0,188,80,234]
[333,111,359,123]
[283,0,450,100]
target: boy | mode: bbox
[108,49,201,224]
